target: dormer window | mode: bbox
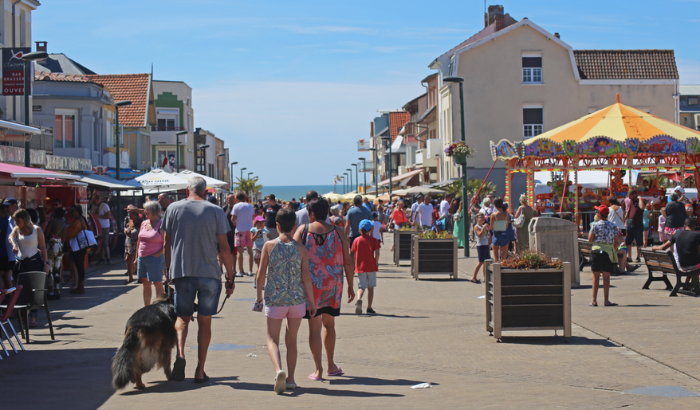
[522,57,542,84]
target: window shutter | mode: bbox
[522,57,542,68]
[523,108,543,124]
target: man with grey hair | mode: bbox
[163,176,235,383]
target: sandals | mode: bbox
[604,302,618,307]
[29,321,37,328]
[470,278,481,284]
[327,367,344,376]
[274,370,287,394]
[589,303,598,307]
[308,373,322,381]
[194,372,210,384]
[172,357,186,382]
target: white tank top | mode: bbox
[608,207,625,229]
[17,224,40,259]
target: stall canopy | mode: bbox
[127,169,188,193]
[71,173,138,190]
[174,170,227,188]
[377,169,422,187]
[0,163,82,185]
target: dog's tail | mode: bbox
[111,326,139,390]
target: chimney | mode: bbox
[554,33,560,39]
[35,41,47,52]
[485,5,504,28]
[495,14,504,31]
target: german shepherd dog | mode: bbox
[111,288,177,390]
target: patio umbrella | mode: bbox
[128,169,189,192]
[376,194,400,202]
[322,192,344,201]
[174,170,227,188]
[391,189,410,196]
[404,186,446,196]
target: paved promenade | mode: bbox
[3,236,700,409]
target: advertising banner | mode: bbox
[2,47,30,95]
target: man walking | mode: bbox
[158,193,171,212]
[363,197,374,212]
[440,194,452,230]
[410,195,422,227]
[163,176,234,383]
[222,193,238,276]
[264,194,282,239]
[295,190,319,226]
[416,195,435,230]
[232,191,255,276]
[345,194,372,248]
[93,195,112,265]
[624,188,646,262]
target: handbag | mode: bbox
[513,214,525,228]
[70,221,97,252]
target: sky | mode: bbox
[34,0,700,185]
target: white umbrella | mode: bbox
[174,170,227,188]
[129,169,189,192]
[404,186,446,195]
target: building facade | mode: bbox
[194,128,217,177]
[679,85,700,131]
[151,80,194,172]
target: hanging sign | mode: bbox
[2,48,30,95]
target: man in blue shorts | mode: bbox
[164,176,235,383]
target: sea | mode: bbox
[260,185,342,201]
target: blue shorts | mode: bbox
[492,230,510,247]
[137,254,164,282]
[476,245,490,262]
[173,276,222,317]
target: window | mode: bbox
[523,108,543,138]
[689,97,699,106]
[208,163,214,177]
[522,57,542,84]
[54,109,77,148]
[157,149,177,170]
[157,118,176,130]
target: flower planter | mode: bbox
[393,230,421,266]
[411,236,458,280]
[485,260,571,341]
[452,154,467,165]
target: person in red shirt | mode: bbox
[389,200,408,230]
[351,219,381,316]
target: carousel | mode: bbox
[490,94,700,223]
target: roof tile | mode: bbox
[389,111,410,142]
[35,70,93,83]
[85,74,151,127]
[573,50,679,80]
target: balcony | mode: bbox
[425,138,443,158]
[358,140,370,151]
[359,161,375,172]
[152,128,189,146]
[151,126,186,132]
[403,122,420,136]
[415,149,437,168]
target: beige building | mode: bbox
[151,80,195,171]
[430,5,679,195]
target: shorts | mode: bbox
[665,226,683,236]
[590,250,615,274]
[235,231,253,248]
[137,254,165,282]
[265,303,306,319]
[253,247,262,259]
[625,224,644,246]
[476,245,490,262]
[173,276,222,317]
[357,272,377,289]
[0,256,14,271]
[226,234,237,253]
[304,306,340,319]
[492,230,509,247]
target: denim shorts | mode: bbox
[173,276,222,317]
[492,230,510,247]
[137,254,164,282]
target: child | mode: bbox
[658,207,667,242]
[351,219,381,315]
[643,203,651,247]
[471,213,490,284]
[251,215,270,269]
[255,209,317,394]
[371,212,384,265]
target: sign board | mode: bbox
[33,105,42,112]
[2,48,30,95]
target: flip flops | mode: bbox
[327,367,344,376]
[308,373,322,381]
[604,302,618,307]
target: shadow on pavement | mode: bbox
[497,335,617,347]
[223,381,405,397]
[328,375,436,387]
[120,376,241,395]
[338,313,428,319]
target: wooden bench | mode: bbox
[640,248,700,296]
[578,239,592,271]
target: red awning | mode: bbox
[0,163,82,185]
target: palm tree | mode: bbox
[235,177,262,197]
[443,178,497,204]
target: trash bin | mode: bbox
[529,217,580,286]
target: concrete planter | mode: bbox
[411,236,458,280]
[485,260,571,341]
[393,230,421,266]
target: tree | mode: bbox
[235,177,262,197]
[443,178,497,205]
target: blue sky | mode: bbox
[35,0,699,185]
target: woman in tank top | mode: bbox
[136,201,165,306]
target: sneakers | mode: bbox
[367,308,376,315]
[274,370,287,394]
[106,259,112,265]
[355,299,363,315]
[235,272,244,277]
[97,259,104,265]
[247,272,255,277]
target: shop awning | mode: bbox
[0,163,82,185]
[72,173,138,190]
[0,120,42,142]
[377,169,423,187]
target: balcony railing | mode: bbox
[403,122,420,136]
[358,140,370,151]
[151,126,187,132]
[358,161,375,172]
[1,133,54,154]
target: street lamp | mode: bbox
[248,172,253,179]
[342,174,347,194]
[21,51,48,167]
[352,163,358,194]
[113,100,131,232]
[368,147,378,197]
[216,153,225,180]
[230,162,238,191]
[443,75,469,258]
[175,130,188,172]
[240,167,247,181]
[359,157,367,195]
[198,144,209,174]
[381,135,393,200]
[346,169,353,193]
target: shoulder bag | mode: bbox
[69,220,98,252]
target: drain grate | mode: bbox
[624,386,699,398]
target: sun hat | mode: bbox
[675,185,685,194]
[594,204,609,217]
[359,219,373,232]
[254,215,265,222]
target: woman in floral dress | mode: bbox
[294,197,354,381]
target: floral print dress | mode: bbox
[264,239,306,307]
[303,228,344,313]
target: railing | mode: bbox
[1,133,54,154]
[403,122,419,136]
[358,140,370,151]
[359,161,375,172]
[151,126,186,132]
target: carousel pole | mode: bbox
[504,160,512,210]
[559,158,572,214]
[574,157,579,229]
[527,169,535,209]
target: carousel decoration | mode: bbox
[490,94,700,219]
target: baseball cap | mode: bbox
[359,219,373,232]
[2,197,18,206]
[675,185,685,194]
[254,215,265,222]
[594,205,609,217]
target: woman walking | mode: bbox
[514,194,534,252]
[588,205,619,307]
[123,205,143,285]
[9,209,50,326]
[293,197,355,381]
[44,208,67,300]
[136,201,165,306]
[66,205,89,294]
[490,198,510,262]
[453,198,465,248]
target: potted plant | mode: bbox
[485,252,571,341]
[394,225,421,267]
[411,231,458,280]
[444,141,476,165]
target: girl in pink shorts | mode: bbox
[255,209,317,394]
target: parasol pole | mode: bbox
[559,158,572,214]
[470,159,499,209]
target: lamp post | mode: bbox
[113,100,131,231]
[352,163,359,194]
[240,167,247,181]
[381,135,393,199]
[368,148,378,196]
[342,174,347,193]
[175,130,188,172]
[443,76,469,258]
[346,168,353,193]
[230,161,238,191]
[358,157,367,195]
[21,51,48,167]
[248,172,253,179]
[198,144,210,174]
[216,153,225,180]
